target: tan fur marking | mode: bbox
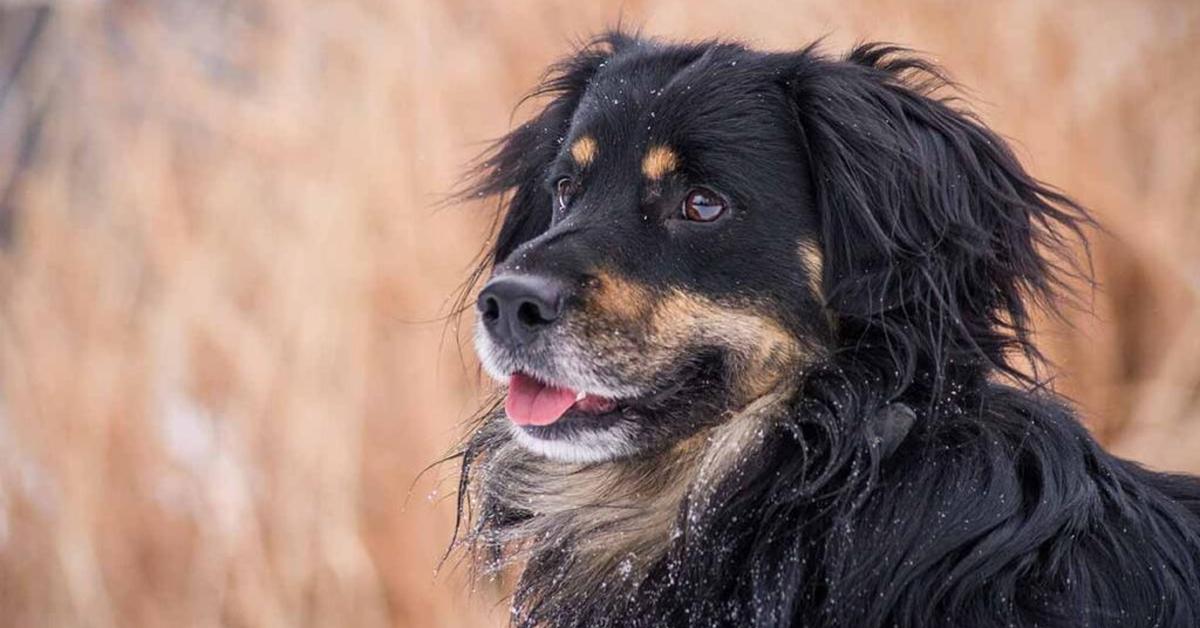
[641,145,678,180]
[579,273,816,400]
[588,271,655,322]
[652,289,805,399]
[798,241,824,304]
[570,135,598,167]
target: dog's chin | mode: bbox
[506,419,639,464]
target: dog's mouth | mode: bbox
[501,353,723,453]
[505,372,620,427]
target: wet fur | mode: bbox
[453,33,1200,627]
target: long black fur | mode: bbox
[454,33,1200,627]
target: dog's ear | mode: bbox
[466,33,636,265]
[783,45,1091,386]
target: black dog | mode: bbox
[454,32,1200,627]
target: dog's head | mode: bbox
[467,33,1087,464]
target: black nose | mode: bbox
[477,275,565,345]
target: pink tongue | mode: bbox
[506,373,578,426]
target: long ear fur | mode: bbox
[786,45,1092,393]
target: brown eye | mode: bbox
[555,177,578,211]
[682,188,727,222]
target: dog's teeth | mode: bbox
[575,391,586,402]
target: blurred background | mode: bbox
[0,0,1197,626]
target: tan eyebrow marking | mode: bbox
[641,145,679,180]
[570,135,598,167]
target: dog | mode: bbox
[452,32,1200,627]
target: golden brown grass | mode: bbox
[0,1,1196,626]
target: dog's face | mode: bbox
[470,35,1086,465]
[474,43,831,463]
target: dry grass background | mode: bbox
[0,1,1197,626]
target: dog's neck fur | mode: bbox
[465,385,792,605]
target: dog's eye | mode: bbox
[555,177,579,211]
[681,188,727,222]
